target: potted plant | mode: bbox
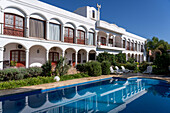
[10,60,17,68]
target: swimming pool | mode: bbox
[0,77,170,113]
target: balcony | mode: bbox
[96,20,126,34]
[98,42,125,51]
[0,23,25,37]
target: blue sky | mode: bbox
[40,0,170,43]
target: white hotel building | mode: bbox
[0,0,147,70]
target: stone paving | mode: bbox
[0,73,169,97]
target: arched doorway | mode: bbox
[78,49,87,64]
[29,45,46,67]
[49,47,63,66]
[89,50,96,61]
[3,43,26,68]
[65,48,76,66]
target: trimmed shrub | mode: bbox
[101,61,111,75]
[76,63,87,73]
[27,67,43,77]
[86,61,102,76]
[3,68,19,81]
[124,62,136,70]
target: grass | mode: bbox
[0,73,90,90]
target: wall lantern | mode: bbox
[37,49,40,54]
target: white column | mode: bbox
[95,31,98,46]
[0,8,4,35]
[121,38,123,48]
[113,35,116,47]
[129,40,131,51]
[0,47,4,70]
[106,33,109,46]
[61,25,64,42]
[26,16,30,38]
[126,53,128,61]
[46,50,49,61]
[86,52,89,62]
[125,39,127,50]
[86,32,89,45]
[75,52,78,66]
[137,54,139,62]
[74,28,77,44]
[62,51,65,66]
[46,20,50,40]
[26,49,29,68]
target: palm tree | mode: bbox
[146,37,169,61]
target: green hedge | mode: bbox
[0,73,90,90]
[0,67,43,82]
[86,61,102,76]
[101,61,111,75]
[76,63,87,73]
[0,76,55,90]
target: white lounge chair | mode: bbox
[110,66,116,74]
[115,66,123,74]
[121,66,130,73]
[143,66,152,74]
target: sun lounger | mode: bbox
[143,66,152,74]
[121,66,130,73]
[115,66,123,74]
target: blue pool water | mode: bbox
[0,77,170,113]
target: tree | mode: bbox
[146,37,170,61]
[115,52,126,64]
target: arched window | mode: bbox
[64,27,74,43]
[77,30,85,44]
[4,13,24,37]
[101,37,106,46]
[49,23,61,41]
[29,18,45,39]
[92,10,95,18]
[89,32,95,45]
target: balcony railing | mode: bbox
[0,23,25,37]
[115,42,122,48]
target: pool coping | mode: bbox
[0,75,116,98]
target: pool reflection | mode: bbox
[0,78,169,113]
